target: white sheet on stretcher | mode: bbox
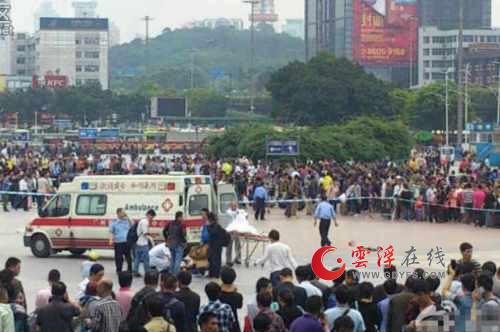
[225,212,258,235]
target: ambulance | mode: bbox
[23,174,237,258]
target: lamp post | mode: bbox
[243,0,260,113]
[445,68,450,146]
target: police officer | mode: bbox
[314,195,338,247]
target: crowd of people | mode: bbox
[0,141,498,227]
[0,240,499,332]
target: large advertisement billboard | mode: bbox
[352,0,418,65]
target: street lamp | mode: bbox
[407,16,418,88]
[243,0,260,113]
[445,68,450,146]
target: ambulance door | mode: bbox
[71,193,108,251]
[186,183,212,243]
[35,194,72,254]
[217,184,238,228]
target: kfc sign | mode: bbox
[32,74,68,89]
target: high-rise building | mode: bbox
[72,0,98,18]
[305,0,418,87]
[11,32,35,77]
[418,0,491,30]
[34,0,59,31]
[283,19,305,39]
[0,0,13,76]
[418,26,500,85]
[462,44,500,86]
[35,17,109,89]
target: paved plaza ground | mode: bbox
[0,208,499,310]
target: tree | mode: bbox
[266,53,395,125]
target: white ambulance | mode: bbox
[23,174,237,258]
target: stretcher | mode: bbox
[231,232,269,267]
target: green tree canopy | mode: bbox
[266,53,395,125]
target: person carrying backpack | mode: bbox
[126,271,160,332]
[160,273,186,332]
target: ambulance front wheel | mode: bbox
[31,234,51,258]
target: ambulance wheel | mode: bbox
[69,249,87,256]
[31,234,51,258]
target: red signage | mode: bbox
[352,0,418,65]
[32,75,68,89]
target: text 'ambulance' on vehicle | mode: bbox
[23,174,237,258]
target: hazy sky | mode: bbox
[9,0,500,42]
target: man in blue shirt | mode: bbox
[314,195,338,247]
[253,179,268,221]
[109,208,132,273]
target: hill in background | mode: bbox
[109,27,304,93]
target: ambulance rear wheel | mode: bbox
[69,249,87,256]
[31,234,51,258]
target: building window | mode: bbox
[432,48,445,56]
[463,35,474,42]
[423,48,430,56]
[84,51,99,59]
[424,73,430,80]
[75,38,81,45]
[487,36,497,43]
[76,51,82,58]
[84,65,99,72]
[85,79,100,85]
[16,58,25,65]
[76,79,83,86]
[424,36,430,44]
[16,45,26,52]
[76,65,82,72]
[432,36,445,43]
[432,73,445,80]
[17,70,26,76]
[84,37,99,45]
[424,60,430,68]
[480,36,485,42]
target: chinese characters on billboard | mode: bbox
[352,0,418,65]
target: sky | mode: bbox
[9,0,500,42]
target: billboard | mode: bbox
[352,0,418,65]
[151,97,187,118]
[39,17,109,31]
[0,0,12,37]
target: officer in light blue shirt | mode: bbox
[253,180,268,221]
[314,195,337,246]
[109,208,132,272]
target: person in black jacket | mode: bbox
[274,268,307,309]
[175,271,200,332]
[207,212,228,279]
[36,282,81,332]
[160,272,186,332]
[276,288,302,329]
[163,211,187,275]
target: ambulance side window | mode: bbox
[45,194,71,217]
[189,194,208,216]
[76,195,107,216]
[219,193,235,214]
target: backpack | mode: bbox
[163,296,179,325]
[126,291,156,331]
[127,223,139,247]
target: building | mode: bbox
[418,26,500,86]
[305,0,418,87]
[35,17,109,89]
[0,0,13,76]
[418,0,491,30]
[462,44,500,86]
[11,32,35,77]
[72,0,98,18]
[282,19,305,39]
[184,18,244,30]
[34,0,59,31]
[252,0,279,23]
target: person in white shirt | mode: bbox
[225,201,244,266]
[149,238,172,272]
[255,230,297,287]
[133,209,154,277]
[295,265,322,297]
